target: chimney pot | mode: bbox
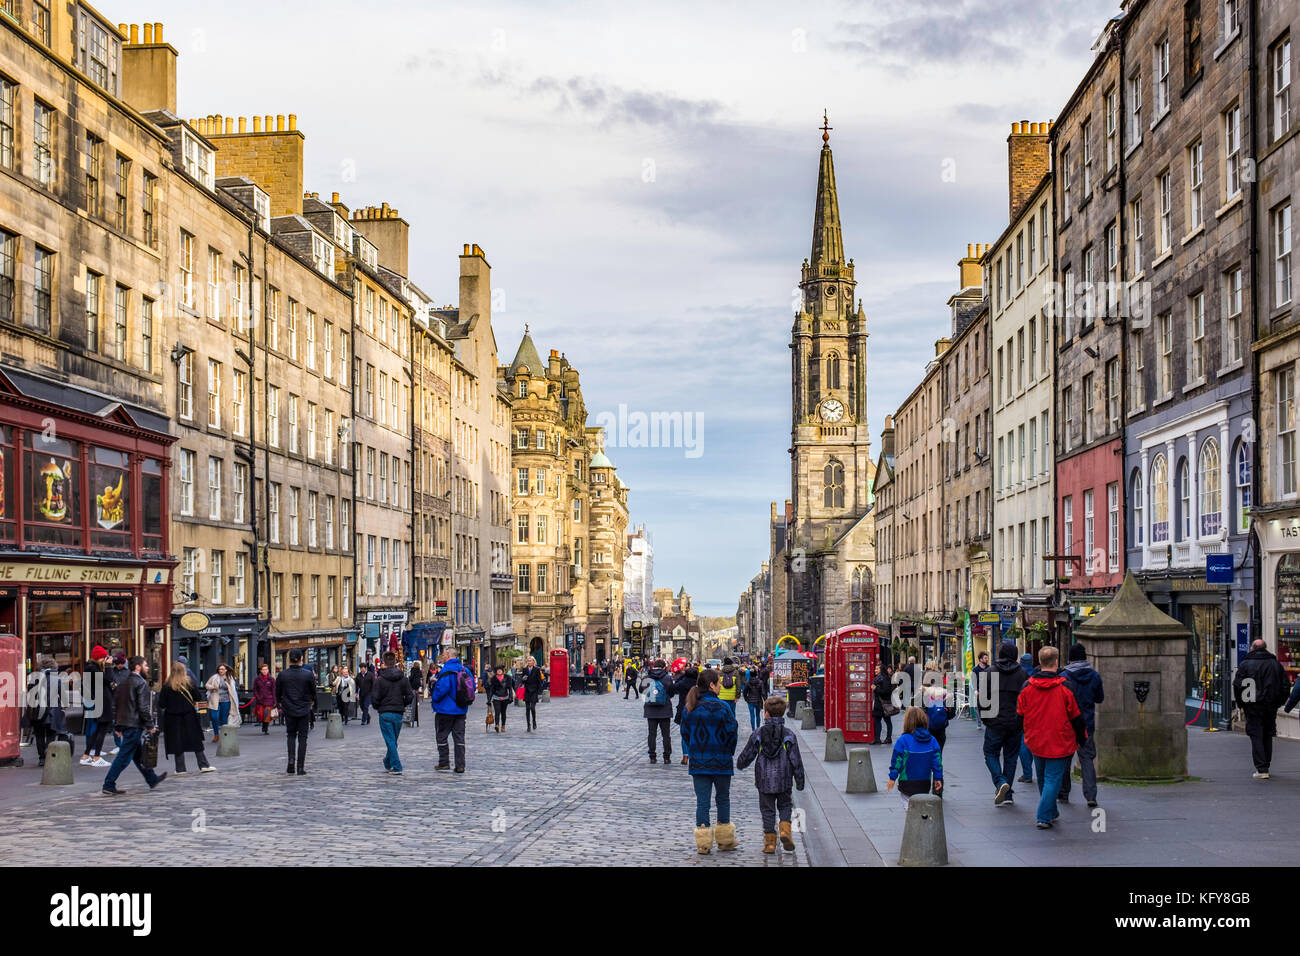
[225,117,233,134]
[143,23,153,43]
[264,115,272,132]
[118,22,128,39]
[153,23,163,43]
[332,191,339,203]
[238,116,247,133]
[288,114,297,130]
[253,116,262,132]
[129,23,138,43]
[276,114,285,132]
[463,244,471,255]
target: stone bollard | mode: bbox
[791,700,805,720]
[899,794,948,866]
[217,725,240,757]
[542,689,551,703]
[41,739,74,785]
[845,747,878,794]
[325,713,344,739]
[801,707,817,730]
[824,728,847,762]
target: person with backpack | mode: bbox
[681,669,740,854]
[1017,646,1086,829]
[886,706,943,806]
[741,670,766,732]
[624,660,640,700]
[372,652,415,775]
[1059,642,1105,806]
[430,650,475,773]
[1235,638,1290,779]
[639,659,677,764]
[736,696,806,854]
[981,641,1028,807]
[717,658,742,715]
[673,665,699,766]
[487,665,515,733]
[1017,651,1036,784]
[921,678,953,751]
[101,656,167,795]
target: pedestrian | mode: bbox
[886,706,943,805]
[519,657,544,732]
[1016,646,1086,829]
[178,655,198,685]
[24,656,69,768]
[333,666,357,724]
[408,661,423,698]
[1060,642,1105,806]
[981,641,1028,807]
[741,668,766,732]
[624,660,640,700]
[922,678,953,751]
[372,652,414,775]
[673,665,699,766]
[1235,638,1290,779]
[430,650,473,773]
[970,651,991,727]
[80,646,112,767]
[681,669,740,854]
[204,663,238,744]
[357,664,376,725]
[736,696,806,854]
[101,656,167,795]
[102,653,128,757]
[871,663,895,745]
[275,649,317,776]
[253,662,277,735]
[614,660,623,694]
[717,657,742,715]
[640,658,677,764]
[157,660,214,775]
[488,665,514,733]
[1017,651,1036,783]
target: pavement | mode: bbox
[789,713,1300,866]
[0,690,812,867]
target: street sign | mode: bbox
[978,612,1000,625]
[1206,553,1234,584]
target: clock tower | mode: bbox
[785,114,875,641]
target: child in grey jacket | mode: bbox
[736,696,806,854]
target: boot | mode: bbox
[779,820,795,851]
[715,822,738,851]
[763,833,778,854]
[694,825,713,855]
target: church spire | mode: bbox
[810,111,844,267]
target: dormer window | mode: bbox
[182,130,214,189]
[252,189,270,233]
[77,7,120,96]
[333,214,353,251]
[353,235,379,270]
[312,233,334,276]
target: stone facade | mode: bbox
[411,299,453,639]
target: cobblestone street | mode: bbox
[0,692,814,867]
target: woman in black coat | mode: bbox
[157,661,213,774]
[871,664,894,745]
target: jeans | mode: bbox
[1245,709,1277,772]
[360,694,372,724]
[1019,739,1035,780]
[874,713,893,743]
[982,726,1022,793]
[86,717,111,756]
[614,679,621,692]
[210,700,230,737]
[103,726,159,790]
[692,773,731,826]
[723,698,738,716]
[758,790,793,832]
[379,712,403,772]
[1033,755,1070,824]
[746,702,762,731]
[647,717,672,758]
[285,713,310,768]
[435,713,467,770]
[1060,734,1098,800]
[174,746,210,773]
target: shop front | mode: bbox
[1256,514,1300,737]
[364,610,410,668]
[171,610,267,687]
[401,620,444,669]
[274,629,359,683]
[457,625,485,677]
[1136,571,1234,729]
[0,369,175,679]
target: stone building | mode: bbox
[581,437,629,665]
[768,501,790,641]
[624,523,654,632]
[988,127,1057,651]
[785,122,876,642]
[657,614,701,660]
[871,420,897,633]
[0,12,179,678]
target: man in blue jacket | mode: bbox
[1060,642,1104,807]
[430,650,473,773]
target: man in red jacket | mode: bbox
[1016,646,1086,829]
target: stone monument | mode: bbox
[1073,571,1191,780]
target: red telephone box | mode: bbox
[549,648,569,698]
[824,626,880,744]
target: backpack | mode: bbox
[722,671,736,690]
[454,670,476,709]
[644,677,666,705]
[925,700,948,732]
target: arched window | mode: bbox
[823,459,845,509]
[1152,454,1169,543]
[1178,459,1190,541]
[1132,468,1145,546]
[1236,441,1252,534]
[827,352,842,390]
[1198,438,1221,537]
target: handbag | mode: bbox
[141,730,159,770]
[183,685,208,717]
[485,709,495,726]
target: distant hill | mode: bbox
[697,615,736,633]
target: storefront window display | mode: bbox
[91,596,132,652]
[1275,554,1300,684]
[1183,604,1225,705]
[0,425,14,545]
[141,458,163,555]
[25,434,80,549]
[89,447,130,553]
[29,598,81,669]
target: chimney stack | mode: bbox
[881,414,896,458]
[1007,120,1052,222]
[120,21,178,114]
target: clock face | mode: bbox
[819,399,845,423]
[824,284,837,297]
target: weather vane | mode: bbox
[821,110,832,145]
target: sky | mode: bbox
[114,0,1122,616]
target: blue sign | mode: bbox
[1000,611,1017,630]
[1236,623,1249,660]
[1206,553,1234,584]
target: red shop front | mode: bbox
[0,368,176,679]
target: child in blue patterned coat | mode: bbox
[681,669,739,855]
